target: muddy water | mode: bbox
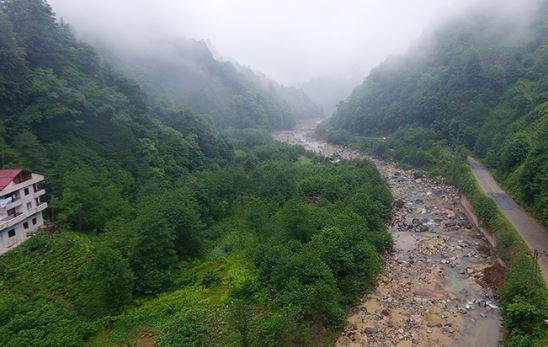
[273,122,502,347]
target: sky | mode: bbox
[47,0,538,86]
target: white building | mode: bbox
[0,169,47,255]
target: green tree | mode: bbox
[2,0,63,69]
[156,307,221,347]
[12,130,47,171]
[53,167,131,232]
[130,198,178,295]
[80,246,134,316]
[160,188,204,258]
[0,9,28,118]
[504,134,529,170]
[257,242,344,329]
[504,296,543,335]
[276,200,316,242]
[312,226,381,303]
[0,297,84,347]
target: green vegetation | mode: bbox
[106,38,322,130]
[324,126,548,344]
[325,1,548,226]
[321,2,548,344]
[0,1,391,345]
[0,145,392,346]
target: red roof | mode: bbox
[0,169,23,191]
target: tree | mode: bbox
[504,134,529,170]
[2,0,64,70]
[53,167,131,232]
[276,200,316,242]
[257,242,344,329]
[504,296,543,335]
[0,10,28,118]
[80,246,134,316]
[0,297,84,347]
[156,307,221,347]
[12,130,47,171]
[130,198,178,295]
[160,187,204,259]
[311,226,381,303]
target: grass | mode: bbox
[91,255,257,346]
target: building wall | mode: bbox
[0,213,44,255]
[0,173,46,255]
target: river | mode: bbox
[273,121,502,347]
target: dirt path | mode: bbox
[468,157,548,286]
[274,123,502,347]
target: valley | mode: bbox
[274,123,503,347]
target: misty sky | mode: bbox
[48,0,537,86]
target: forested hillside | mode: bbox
[103,38,322,130]
[0,1,390,345]
[324,1,548,225]
[0,0,231,198]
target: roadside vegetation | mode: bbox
[318,126,547,346]
[320,2,548,345]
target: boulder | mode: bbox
[364,327,378,335]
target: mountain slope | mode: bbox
[0,0,231,222]
[326,1,548,225]
[102,38,322,130]
[0,1,391,346]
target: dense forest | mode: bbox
[0,0,391,345]
[324,1,548,226]
[102,38,322,130]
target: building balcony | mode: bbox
[4,198,23,211]
[1,176,45,196]
[0,202,48,231]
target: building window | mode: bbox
[24,188,29,195]
[32,218,37,225]
[23,222,29,229]
[27,202,32,210]
[33,184,38,193]
[8,229,15,238]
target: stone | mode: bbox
[279,132,503,347]
[364,327,378,334]
[418,225,429,232]
[427,321,442,328]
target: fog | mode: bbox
[48,0,540,87]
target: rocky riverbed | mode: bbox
[273,122,503,347]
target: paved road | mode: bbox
[468,157,548,286]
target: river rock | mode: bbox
[364,327,378,334]
[273,127,501,347]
